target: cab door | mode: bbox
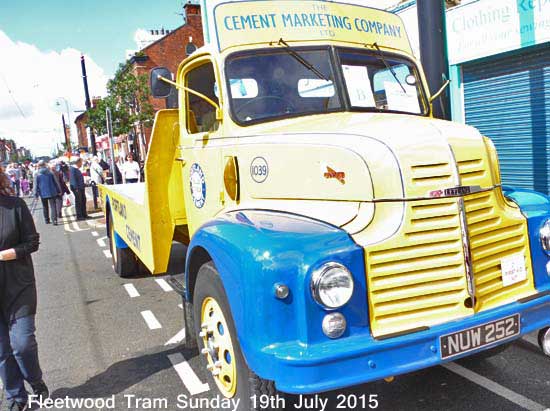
[178,55,226,236]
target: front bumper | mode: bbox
[263,292,550,394]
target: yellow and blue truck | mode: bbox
[102,1,550,408]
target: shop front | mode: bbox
[447,0,550,193]
[395,0,550,192]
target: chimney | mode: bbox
[184,1,201,18]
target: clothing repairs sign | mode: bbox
[447,0,550,64]
[207,0,412,53]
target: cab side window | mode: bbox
[186,62,220,134]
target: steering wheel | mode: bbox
[235,96,295,118]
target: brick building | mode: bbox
[0,139,17,163]
[127,2,204,157]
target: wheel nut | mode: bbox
[214,360,222,368]
[201,348,210,355]
[199,331,207,338]
[207,364,214,371]
[212,369,220,376]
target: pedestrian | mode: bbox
[34,160,61,225]
[89,156,104,210]
[120,153,140,183]
[50,162,69,219]
[0,169,49,411]
[69,158,88,220]
[6,164,21,197]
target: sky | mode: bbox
[0,0,399,157]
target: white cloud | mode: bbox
[0,30,108,156]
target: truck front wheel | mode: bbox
[109,213,138,277]
[193,261,277,410]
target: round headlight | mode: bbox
[311,262,354,309]
[540,219,550,252]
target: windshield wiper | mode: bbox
[277,38,329,82]
[371,42,407,94]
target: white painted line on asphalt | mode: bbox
[62,207,74,233]
[103,250,112,259]
[123,284,140,298]
[165,328,186,346]
[168,353,210,395]
[91,231,99,237]
[96,236,108,248]
[141,310,162,330]
[443,362,549,411]
[87,219,106,229]
[155,278,173,292]
[178,304,183,309]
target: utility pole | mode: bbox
[106,108,118,184]
[61,114,71,153]
[417,0,451,120]
[81,55,97,155]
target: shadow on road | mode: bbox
[51,346,198,399]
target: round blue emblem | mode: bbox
[190,163,206,209]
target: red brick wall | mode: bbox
[131,3,204,148]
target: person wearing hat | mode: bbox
[34,160,61,225]
[69,158,88,220]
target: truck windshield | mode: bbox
[338,49,427,115]
[225,47,427,125]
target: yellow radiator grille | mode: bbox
[366,199,472,338]
[364,152,535,338]
[457,158,487,185]
[464,191,535,309]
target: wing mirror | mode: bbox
[150,67,174,98]
[429,79,451,104]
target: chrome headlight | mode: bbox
[311,262,354,309]
[540,219,550,252]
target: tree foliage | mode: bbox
[87,62,154,136]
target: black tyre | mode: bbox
[108,213,138,277]
[193,261,278,410]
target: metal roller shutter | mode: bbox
[463,46,550,193]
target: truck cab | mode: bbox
[102,1,550,408]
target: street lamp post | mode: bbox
[55,97,73,152]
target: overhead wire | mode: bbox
[0,71,26,119]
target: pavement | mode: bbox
[1,194,550,411]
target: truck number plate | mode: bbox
[440,314,520,359]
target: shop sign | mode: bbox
[447,0,550,64]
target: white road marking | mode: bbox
[103,250,112,259]
[168,353,210,395]
[91,231,99,237]
[155,279,173,292]
[87,218,106,229]
[96,236,108,248]
[443,362,549,411]
[123,284,140,298]
[62,207,74,233]
[141,310,162,330]
[178,304,183,309]
[63,205,89,232]
[165,328,186,346]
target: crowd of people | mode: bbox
[0,153,144,226]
